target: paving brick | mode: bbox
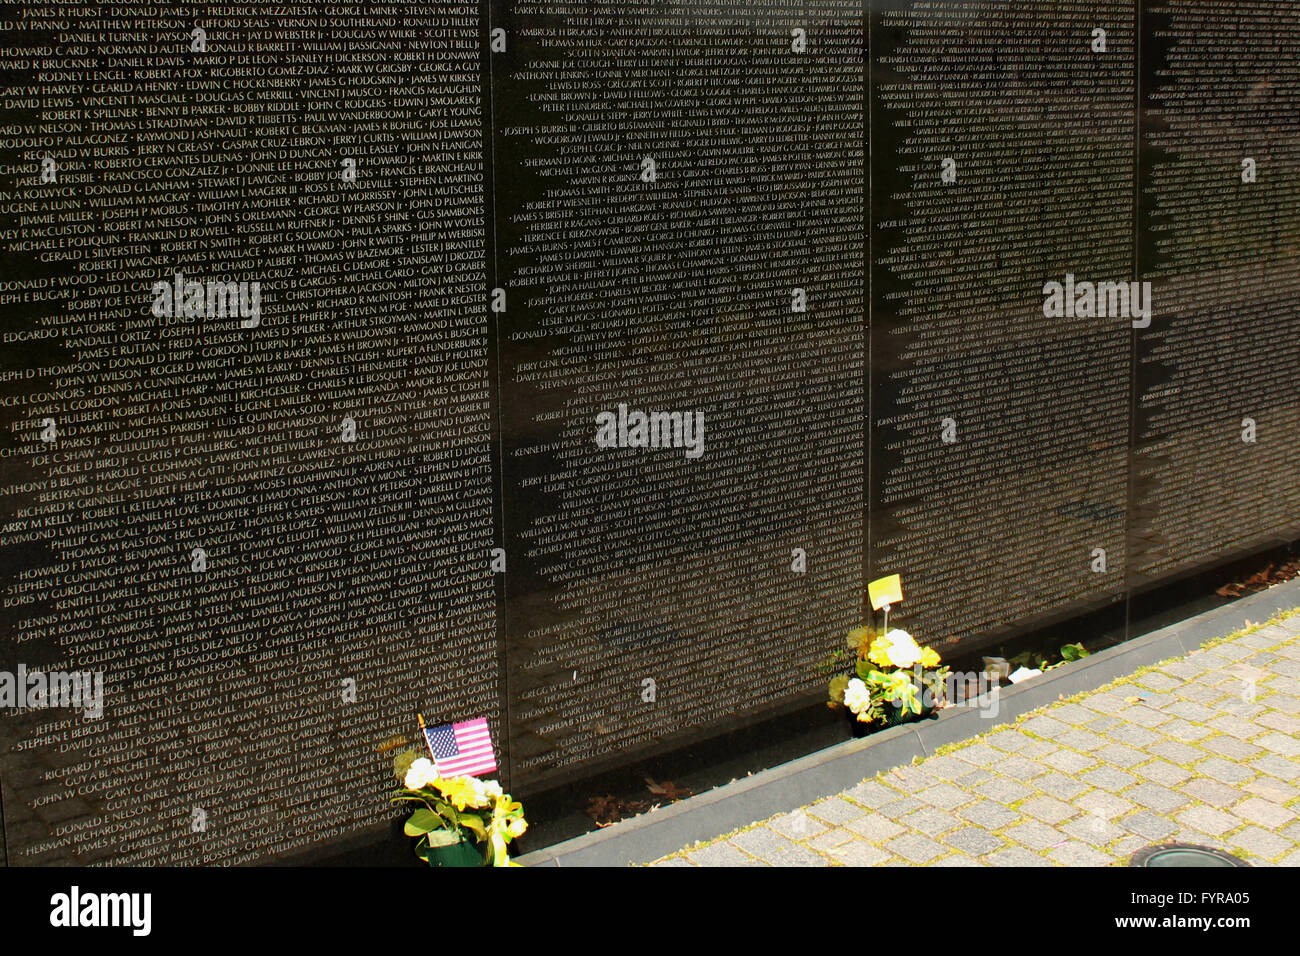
[1020,795,1079,825]
[1105,724,1162,747]
[985,846,1055,867]
[1032,772,1089,801]
[1180,777,1247,808]
[807,828,857,853]
[1145,739,1206,766]
[1243,775,1299,805]
[1082,691,1130,714]
[1207,715,1265,740]
[1257,733,1300,758]
[1160,660,1206,681]
[1248,754,1300,783]
[877,798,926,820]
[1017,739,1059,759]
[1257,712,1300,735]
[1134,672,1182,693]
[952,743,1003,767]
[1123,782,1191,814]
[1110,834,1149,858]
[1004,820,1069,851]
[1206,737,1263,761]
[1160,719,1214,742]
[886,765,940,790]
[1114,704,1172,728]
[1227,826,1294,861]
[885,833,946,864]
[1135,759,1192,787]
[1075,790,1136,820]
[1164,700,1217,722]
[1022,715,1071,739]
[765,842,834,866]
[1043,749,1097,774]
[1120,811,1177,841]
[1197,756,1255,785]
[688,842,757,867]
[919,755,974,782]
[655,857,696,867]
[1230,797,1296,829]
[807,797,867,826]
[843,779,902,809]
[930,853,986,867]
[900,806,962,837]
[845,814,905,843]
[1052,703,1096,726]
[730,826,802,863]
[1095,744,1149,768]
[944,827,1005,857]
[1082,766,1138,792]
[995,756,1051,781]
[829,841,892,867]
[974,777,1035,805]
[1210,695,1262,718]
[915,784,975,810]
[954,769,994,788]
[769,809,828,840]
[1048,841,1119,867]
[961,800,1019,830]
[1174,805,1242,837]
[1062,814,1126,847]
[985,731,1031,752]
[1057,728,1108,751]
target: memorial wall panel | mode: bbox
[0,4,497,864]
[1132,0,1300,585]
[488,1,866,787]
[870,0,1136,650]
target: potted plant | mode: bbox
[827,625,950,731]
[391,752,528,867]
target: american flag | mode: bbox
[423,718,497,778]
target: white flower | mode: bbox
[404,757,438,790]
[843,678,872,716]
[464,777,499,808]
[882,629,922,668]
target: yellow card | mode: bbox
[868,574,903,611]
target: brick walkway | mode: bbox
[651,610,1300,866]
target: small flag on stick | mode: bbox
[418,714,497,778]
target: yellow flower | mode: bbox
[433,776,486,811]
[866,634,893,668]
[919,646,942,668]
[846,626,875,657]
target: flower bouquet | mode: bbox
[827,625,949,729]
[392,752,527,867]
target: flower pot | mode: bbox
[426,834,484,867]
[428,835,484,867]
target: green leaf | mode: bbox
[456,813,488,840]
[422,828,463,848]
[403,808,443,837]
